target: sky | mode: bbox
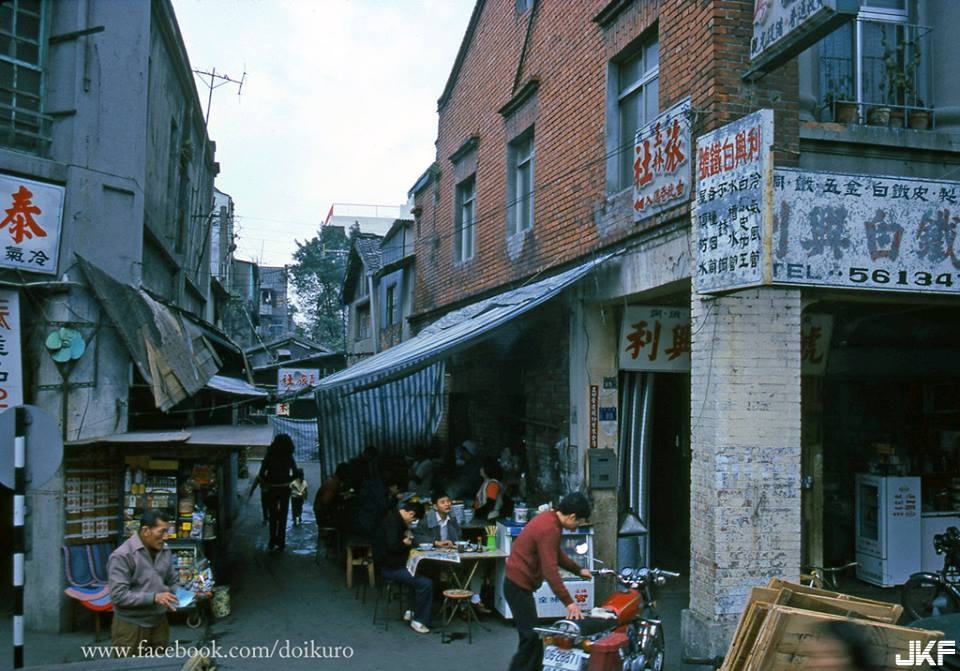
[170,0,475,267]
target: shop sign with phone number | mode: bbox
[771,168,960,294]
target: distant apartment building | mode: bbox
[259,265,292,340]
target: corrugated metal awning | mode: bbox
[78,256,221,411]
[315,253,613,395]
[65,424,273,448]
[205,374,268,397]
[312,254,612,475]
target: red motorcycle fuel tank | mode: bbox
[601,588,644,623]
[588,631,630,671]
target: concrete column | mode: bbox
[681,287,802,659]
[569,296,618,577]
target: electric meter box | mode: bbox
[588,448,616,489]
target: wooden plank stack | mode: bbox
[720,579,944,671]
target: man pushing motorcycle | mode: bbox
[502,492,593,671]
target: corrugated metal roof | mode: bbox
[65,424,272,448]
[78,256,220,411]
[205,374,268,397]
[315,253,613,394]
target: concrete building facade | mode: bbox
[0,0,222,631]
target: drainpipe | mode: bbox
[368,273,379,354]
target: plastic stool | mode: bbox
[440,588,477,644]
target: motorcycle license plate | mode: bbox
[543,645,586,671]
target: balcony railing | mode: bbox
[818,19,933,128]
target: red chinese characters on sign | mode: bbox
[1,186,47,244]
[697,125,763,181]
[623,317,690,363]
[619,306,692,372]
[634,99,692,221]
[0,290,23,410]
[277,367,320,393]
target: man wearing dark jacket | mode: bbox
[503,492,593,671]
[373,500,433,634]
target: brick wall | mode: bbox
[686,287,802,653]
[412,0,800,323]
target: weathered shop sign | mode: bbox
[618,305,691,372]
[747,0,858,78]
[773,168,960,295]
[0,173,64,275]
[633,98,692,222]
[693,109,775,294]
[277,367,319,392]
[0,289,23,410]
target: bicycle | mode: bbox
[800,560,859,590]
[901,526,960,621]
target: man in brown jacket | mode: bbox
[107,509,179,655]
[503,492,593,671]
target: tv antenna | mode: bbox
[193,66,245,125]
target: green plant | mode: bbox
[881,32,921,106]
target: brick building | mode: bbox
[395,0,960,657]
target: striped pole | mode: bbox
[13,406,25,669]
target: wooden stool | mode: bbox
[345,542,375,590]
[440,588,477,644]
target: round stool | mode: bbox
[440,588,477,644]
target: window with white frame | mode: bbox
[610,36,659,192]
[455,175,476,262]
[0,0,48,152]
[507,129,534,237]
[818,0,930,120]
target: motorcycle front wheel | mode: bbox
[901,575,960,621]
[626,624,665,671]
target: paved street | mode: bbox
[2,460,702,670]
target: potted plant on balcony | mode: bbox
[882,33,927,128]
[823,75,857,123]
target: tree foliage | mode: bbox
[289,225,350,350]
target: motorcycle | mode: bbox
[535,565,680,671]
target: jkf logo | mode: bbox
[895,640,956,667]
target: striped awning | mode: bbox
[313,254,612,474]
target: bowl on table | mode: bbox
[419,543,433,551]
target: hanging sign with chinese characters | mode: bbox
[801,313,833,377]
[0,173,65,275]
[633,98,692,222]
[748,0,858,78]
[693,108,775,294]
[618,306,691,372]
[772,168,960,294]
[0,289,23,411]
[277,368,319,393]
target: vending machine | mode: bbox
[854,473,921,586]
[493,518,594,619]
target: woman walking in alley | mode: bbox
[259,433,298,552]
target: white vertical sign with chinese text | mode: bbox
[0,290,23,411]
[277,368,319,393]
[0,173,64,275]
[693,109,774,294]
[801,313,833,376]
[773,168,960,294]
[634,98,693,222]
[618,306,691,372]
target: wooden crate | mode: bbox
[721,580,941,671]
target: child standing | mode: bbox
[290,468,308,526]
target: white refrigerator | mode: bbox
[493,519,594,619]
[854,473,921,587]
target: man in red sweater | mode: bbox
[503,492,593,671]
